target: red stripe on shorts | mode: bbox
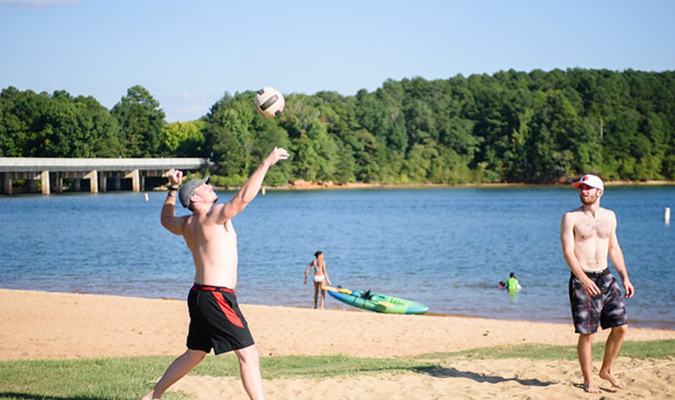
[212,292,244,328]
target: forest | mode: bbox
[1,68,674,186]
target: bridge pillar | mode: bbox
[85,170,98,194]
[41,170,50,195]
[127,169,141,192]
[99,172,107,192]
[2,173,11,194]
[54,172,63,193]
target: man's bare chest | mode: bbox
[574,215,612,240]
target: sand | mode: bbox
[2,288,674,399]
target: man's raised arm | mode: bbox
[215,147,289,223]
[161,170,186,235]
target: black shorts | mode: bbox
[569,270,627,334]
[187,283,255,355]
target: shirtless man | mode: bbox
[141,147,289,400]
[560,174,635,394]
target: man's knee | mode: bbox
[187,349,207,362]
[578,333,594,343]
[235,345,259,364]
[612,324,628,336]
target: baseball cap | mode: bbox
[179,176,210,208]
[573,174,604,191]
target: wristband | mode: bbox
[168,186,179,191]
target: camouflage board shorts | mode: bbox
[568,269,627,334]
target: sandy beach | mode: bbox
[2,288,674,399]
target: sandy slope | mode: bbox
[2,289,674,399]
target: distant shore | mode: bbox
[247,179,675,192]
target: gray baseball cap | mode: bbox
[179,176,210,208]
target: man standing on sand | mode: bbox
[141,147,289,400]
[560,174,635,394]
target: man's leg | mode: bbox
[142,349,207,400]
[599,324,628,389]
[577,334,602,393]
[235,344,265,400]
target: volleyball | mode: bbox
[254,87,285,118]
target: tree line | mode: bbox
[1,68,674,186]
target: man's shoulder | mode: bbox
[598,207,617,222]
[161,213,190,236]
[171,214,190,222]
[598,206,615,215]
[563,207,584,219]
[203,203,232,225]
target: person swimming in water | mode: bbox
[303,251,331,309]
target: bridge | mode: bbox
[0,157,213,195]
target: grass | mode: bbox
[0,340,673,400]
[414,339,675,363]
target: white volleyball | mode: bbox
[254,86,285,118]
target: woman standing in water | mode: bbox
[303,251,331,309]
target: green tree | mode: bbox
[0,87,51,157]
[250,125,291,186]
[111,85,166,157]
[160,120,206,157]
[3,69,675,186]
[0,87,122,158]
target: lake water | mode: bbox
[1,186,673,329]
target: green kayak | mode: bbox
[326,286,429,315]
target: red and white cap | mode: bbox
[573,174,604,191]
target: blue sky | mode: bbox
[1,0,673,122]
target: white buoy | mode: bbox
[145,193,149,202]
[665,207,671,224]
[261,187,266,196]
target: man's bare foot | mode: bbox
[583,381,604,393]
[599,369,627,389]
[141,390,159,400]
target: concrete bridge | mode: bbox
[0,157,213,195]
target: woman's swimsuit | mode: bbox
[312,262,325,283]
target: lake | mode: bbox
[1,185,673,329]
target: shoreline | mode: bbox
[4,286,672,331]
[261,179,675,191]
[4,179,673,197]
[3,288,675,362]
